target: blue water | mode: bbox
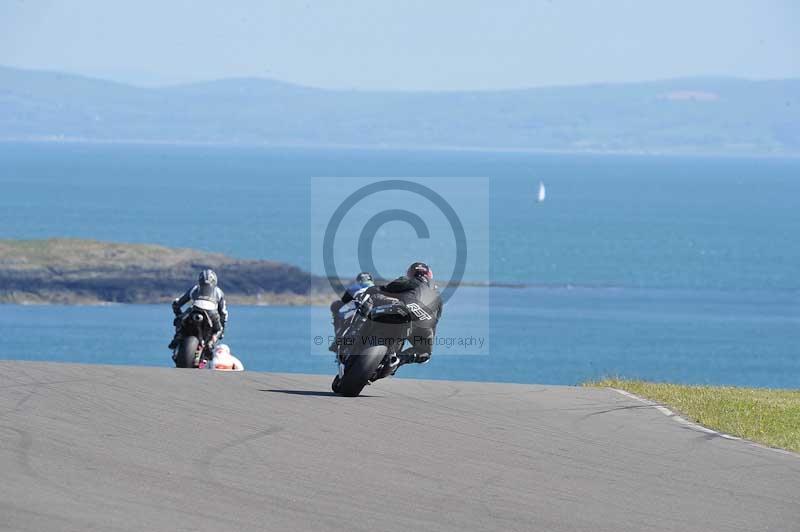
[3,143,799,289]
[1,286,797,387]
[1,143,799,387]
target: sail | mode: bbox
[537,181,546,202]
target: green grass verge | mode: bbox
[588,379,800,453]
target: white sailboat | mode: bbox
[537,181,546,203]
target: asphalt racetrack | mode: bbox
[1,362,797,531]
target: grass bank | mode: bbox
[589,379,800,453]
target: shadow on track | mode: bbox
[260,389,381,398]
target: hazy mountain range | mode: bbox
[1,66,798,155]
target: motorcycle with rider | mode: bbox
[169,269,229,368]
[330,262,442,396]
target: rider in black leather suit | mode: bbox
[168,269,228,350]
[378,262,442,364]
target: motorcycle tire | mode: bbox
[175,336,200,368]
[337,345,387,397]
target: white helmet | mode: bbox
[213,344,231,357]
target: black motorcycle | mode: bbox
[172,302,220,368]
[331,292,414,397]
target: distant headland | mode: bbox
[0,239,333,305]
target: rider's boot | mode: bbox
[168,330,182,350]
[329,313,343,353]
[168,317,182,349]
[398,349,431,366]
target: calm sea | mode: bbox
[0,143,798,387]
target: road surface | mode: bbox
[0,362,797,532]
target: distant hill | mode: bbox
[1,66,798,155]
[0,239,331,305]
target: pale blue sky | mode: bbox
[1,0,797,90]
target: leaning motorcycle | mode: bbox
[331,292,414,397]
[172,300,221,368]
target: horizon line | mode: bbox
[2,63,799,94]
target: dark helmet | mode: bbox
[406,262,433,282]
[355,272,374,286]
[198,269,218,288]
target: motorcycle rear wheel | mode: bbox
[175,336,200,368]
[337,345,387,397]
